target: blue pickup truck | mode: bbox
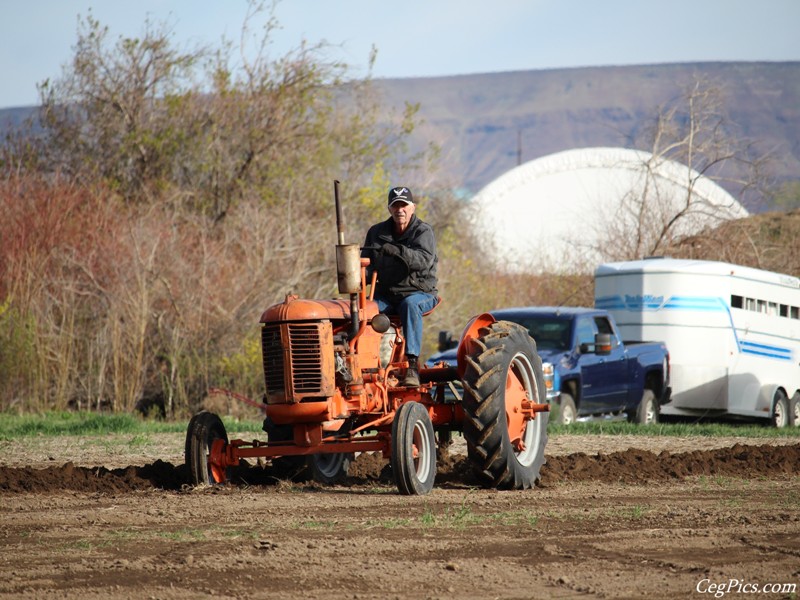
[427,307,671,425]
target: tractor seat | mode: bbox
[423,296,443,316]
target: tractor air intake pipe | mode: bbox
[334,180,361,339]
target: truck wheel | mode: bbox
[391,401,436,495]
[309,452,352,484]
[557,393,577,425]
[461,321,548,490]
[790,393,800,427]
[628,389,658,424]
[185,411,229,485]
[771,390,789,428]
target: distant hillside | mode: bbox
[374,62,800,210]
[3,62,798,211]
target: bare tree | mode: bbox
[596,77,768,262]
[0,2,444,414]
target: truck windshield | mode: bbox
[510,317,571,351]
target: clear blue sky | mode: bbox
[2,0,799,109]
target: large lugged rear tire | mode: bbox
[185,411,229,485]
[461,321,548,489]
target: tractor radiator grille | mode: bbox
[288,324,325,393]
[261,321,334,402]
[261,324,285,396]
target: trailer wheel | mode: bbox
[309,452,353,484]
[461,321,548,489]
[771,390,789,428]
[556,393,577,425]
[790,393,800,427]
[628,389,658,424]
[185,411,229,485]
[391,401,436,495]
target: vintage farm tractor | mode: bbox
[185,182,550,495]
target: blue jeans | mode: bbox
[375,292,437,358]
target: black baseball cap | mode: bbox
[388,186,414,206]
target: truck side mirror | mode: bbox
[594,333,612,356]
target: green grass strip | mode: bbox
[1,411,798,440]
[548,420,800,438]
[0,411,263,439]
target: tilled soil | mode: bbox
[1,433,798,599]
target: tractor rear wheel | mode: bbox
[391,401,436,495]
[461,321,548,489]
[185,411,229,485]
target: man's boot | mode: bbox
[402,355,420,387]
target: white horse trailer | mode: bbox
[595,258,800,427]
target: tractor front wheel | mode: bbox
[309,452,352,484]
[185,411,229,485]
[462,321,548,489]
[391,401,436,495]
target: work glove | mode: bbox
[381,243,401,257]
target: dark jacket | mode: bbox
[361,214,438,303]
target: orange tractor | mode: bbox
[185,182,550,494]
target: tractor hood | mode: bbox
[260,294,380,323]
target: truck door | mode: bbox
[593,316,628,411]
[576,316,603,412]
[578,316,628,412]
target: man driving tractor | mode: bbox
[361,186,439,387]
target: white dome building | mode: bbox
[469,147,749,273]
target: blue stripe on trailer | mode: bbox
[595,295,625,310]
[662,296,727,311]
[739,340,793,361]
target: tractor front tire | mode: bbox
[309,452,352,485]
[391,401,436,495]
[462,321,548,489]
[185,411,229,485]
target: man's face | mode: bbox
[389,200,415,229]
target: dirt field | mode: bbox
[1,432,799,599]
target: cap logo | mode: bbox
[388,185,414,206]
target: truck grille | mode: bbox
[261,321,334,403]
